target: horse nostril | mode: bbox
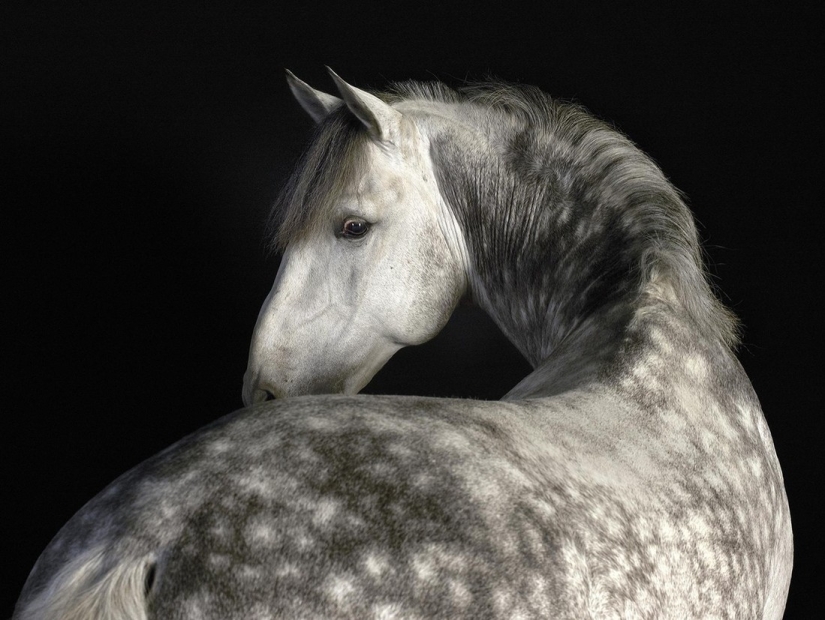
[252,388,278,403]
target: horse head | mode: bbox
[243,69,468,403]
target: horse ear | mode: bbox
[326,67,401,144]
[285,69,343,124]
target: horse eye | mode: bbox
[342,218,369,238]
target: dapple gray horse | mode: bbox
[14,69,792,619]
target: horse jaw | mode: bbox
[242,241,404,403]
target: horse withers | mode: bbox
[15,70,792,619]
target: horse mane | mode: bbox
[271,79,740,350]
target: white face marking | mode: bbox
[244,120,468,401]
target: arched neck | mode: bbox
[423,100,735,394]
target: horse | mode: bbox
[14,69,792,619]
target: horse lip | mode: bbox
[241,369,261,407]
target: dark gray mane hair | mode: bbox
[271,79,740,350]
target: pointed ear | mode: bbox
[285,69,343,124]
[326,67,401,144]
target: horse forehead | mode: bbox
[350,155,426,205]
[353,169,404,198]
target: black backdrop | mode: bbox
[3,3,821,616]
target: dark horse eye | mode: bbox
[342,218,369,238]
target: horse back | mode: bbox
[17,380,790,619]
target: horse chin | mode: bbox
[245,353,398,402]
[269,374,366,399]
[340,370,378,396]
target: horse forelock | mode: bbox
[268,108,371,253]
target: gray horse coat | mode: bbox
[14,71,792,619]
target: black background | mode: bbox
[2,3,821,617]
